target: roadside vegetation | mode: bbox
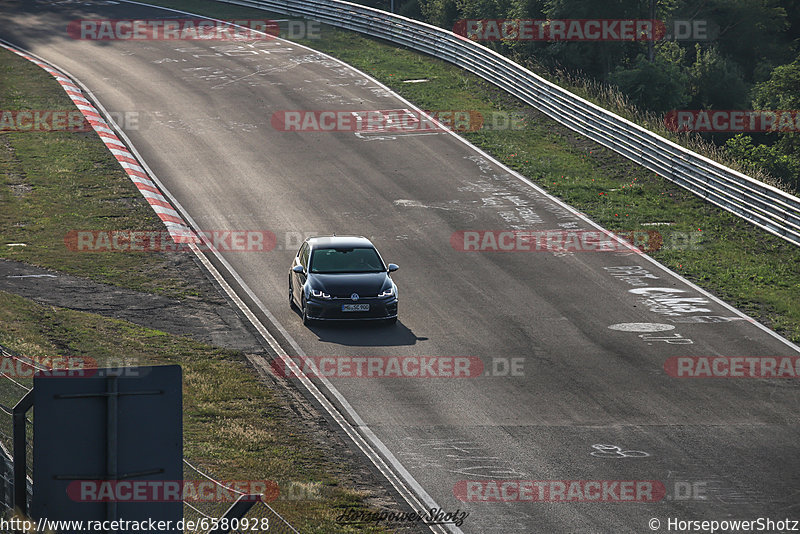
[1,0,798,528]
[384,0,800,193]
[149,0,800,343]
[0,47,391,533]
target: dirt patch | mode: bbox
[0,135,31,197]
[0,257,262,352]
[0,257,422,530]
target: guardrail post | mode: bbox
[13,390,34,514]
[228,0,800,246]
[207,494,261,534]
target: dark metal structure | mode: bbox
[26,366,182,532]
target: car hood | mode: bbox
[309,272,389,298]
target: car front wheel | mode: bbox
[301,296,312,326]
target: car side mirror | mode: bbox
[387,263,399,272]
[292,265,305,274]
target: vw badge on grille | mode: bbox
[351,293,359,301]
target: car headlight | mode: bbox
[378,286,394,298]
[311,289,331,299]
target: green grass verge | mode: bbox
[0,290,387,532]
[147,0,800,344]
[0,50,204,299]
[1,0,798,527]
[0,28,391,534]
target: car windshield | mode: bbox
[310,247,385,273]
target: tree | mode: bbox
[609,52,689,112]
[455,0,515,19]
[669,0,790,83]
[688,44,749,109]
[750,54,800,180]
[726,134,800,190]
[398,0,424,19]
[419,0,460,27]
[539,0,649,79]
[752,55,800,110]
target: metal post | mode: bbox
[106,373,119,524]
[208,494,261,534]
[13,390,34,514]
[648,0,655,62]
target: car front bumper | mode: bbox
[306,297,398,321]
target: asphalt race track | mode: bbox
[2,1,799,532]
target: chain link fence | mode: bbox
[0,343,38,514]
[220,0,800,247]
[0,342,299,533]
[183,460,300,534]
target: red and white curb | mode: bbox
[0,42,196,244]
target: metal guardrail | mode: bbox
[0,343,298,533]
[0,343,36,513]
[217,0,800,246]
[183,460,301,534]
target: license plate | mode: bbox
[342,304,370,312]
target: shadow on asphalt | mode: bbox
[305,320,426,347]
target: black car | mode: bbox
[289,236,399,325]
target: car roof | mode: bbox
[306,235,375,249]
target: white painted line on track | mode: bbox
[230,14,800,356]
[0,39,197,244]
[6,1,800,531]
[0,22,457,534]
